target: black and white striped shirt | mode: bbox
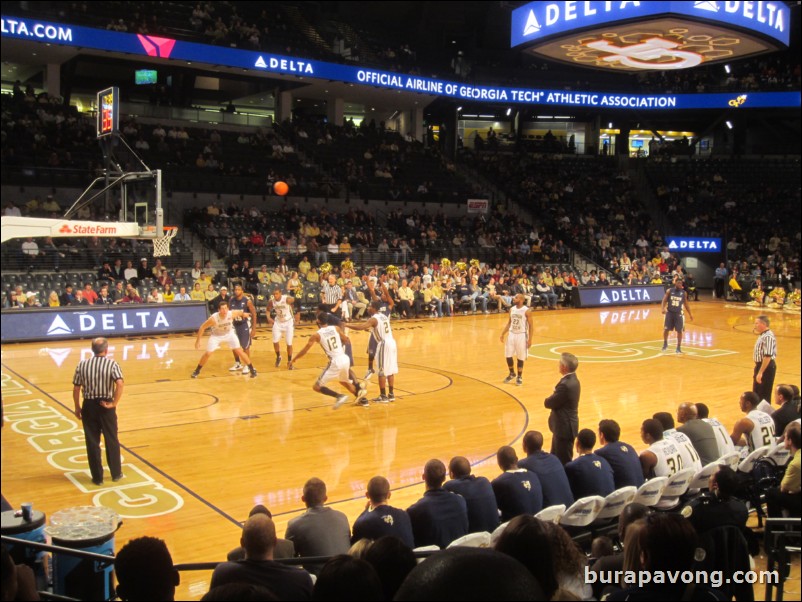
[753,329,777,363]
[73,356,124,400]
[321,282,342,305]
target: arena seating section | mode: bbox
[1,2,799,302]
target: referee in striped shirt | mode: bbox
[752,315,777,404]
[320,274,343,317]
[73,337,124,486]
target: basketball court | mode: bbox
[2,299,799,597]
[0,85,799,598]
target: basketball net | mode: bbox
[152,227,178,257]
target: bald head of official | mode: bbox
[92,338,109,356]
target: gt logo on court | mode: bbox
[528,339,737,363]
[2,372,184,518]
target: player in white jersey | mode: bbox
[192,301,257,378]
[349,299,399,403]
[653,411,703,472]
[664,430,703,473]
[290,314,367,408]
[499,294,534,386]
[267,288,300,369]
[706,418,736,457]
[363,276,393,380]
[730,391,776,452]
[639,418,684,478]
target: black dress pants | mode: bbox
[551,436,575,466]
[753,360,776,403]
[82,399,121,483]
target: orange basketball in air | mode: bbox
[273,181,289,196]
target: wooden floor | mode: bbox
[2,299,800,599]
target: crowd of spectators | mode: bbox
[0,93,332,198]
[465,153,671,279]
[646,156,801,299]
[1,83,97,174]
[3,78,798,305]
[466,150,800,296]
[274,118,469,203]
[10,172,796,314]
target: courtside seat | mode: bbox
[412,544,440,564]
[718,451,741,470]
[559,496,606,528]
[765,442,791,467]
[688,461,725,492]
[595,487,637,522]
[738,446,771,473]
[590,487,638,541]
[560,496,606,550]
[653,468,695,510]
[535,504,566,524]
[632,477,668,507]
[447,532,491,548]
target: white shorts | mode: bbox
[272,319,295,345]
[377,338,399,377]
[505,332,528,361]
[316,354,351,386]
[208,330,241,353]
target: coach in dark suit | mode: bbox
[544,352,580,465]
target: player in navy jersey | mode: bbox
[661,277,694,354]
[229,285,257,374]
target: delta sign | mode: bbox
[666,237,722,252]
[511,1,791,71]
[2,15,800,109]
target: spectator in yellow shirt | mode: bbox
[190,282,206,301]
[298,257,311,277]
[766,422,800,518]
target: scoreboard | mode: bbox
[96,86,119,138]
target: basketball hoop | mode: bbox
[152,226,178,257]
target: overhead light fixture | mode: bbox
[456,106,462,112]
[726,120,733,129]
[479,114,495,118]
[724,64,731,74]
[506,108,511,116]
[608,122,613,128]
